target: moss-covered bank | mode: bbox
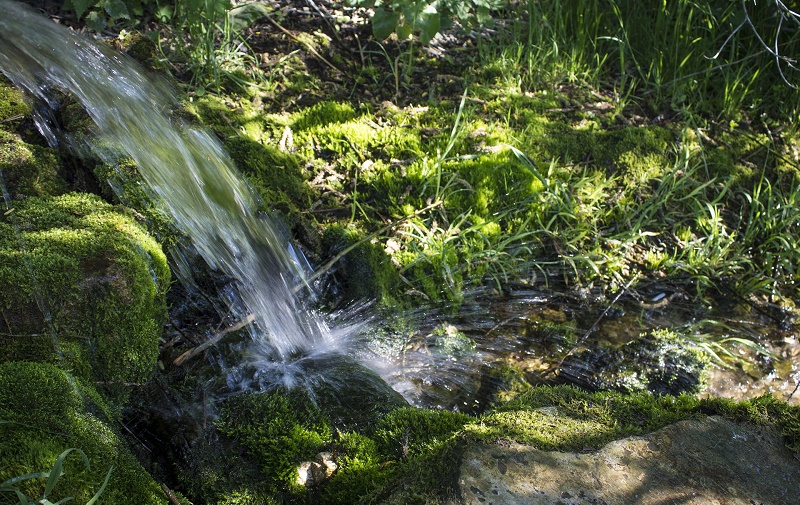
[155,383,797,505]
[0,361,168,504]
[0,193,170,397]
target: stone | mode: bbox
[456,416,800,505]
[296,453,337,487]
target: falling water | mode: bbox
[0,0,337,378]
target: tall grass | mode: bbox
[479,0,800,121]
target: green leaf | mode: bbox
[155,4,173,21]
[70,0,95,18]
[103,0,130,20]
[85,467,112,505]
[372,8,400,40]
[2,472,51,487]
[228,2,272,32]
[417,4,440,44]
[85,10,107,31]
[396,22,413,40]
[43,449,90,500]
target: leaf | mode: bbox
[417,4,440,45]
[372,8,400,40]
[228,2,273,32]
[85,10,107,31]
[103,0,130,20]
[395,22,413,41]
[2,472,50,487]
[43,449,90,500]
[155,4,173,21]
[70,0,95,18]
[85,467,112,505]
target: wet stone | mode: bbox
[456,416,800,505]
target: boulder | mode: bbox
[455,415,800,505]
[0,193,169,398]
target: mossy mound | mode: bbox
[0,361,168,504]
[0,193,169,396]
[0,129,69,198]
[321,224,400,305]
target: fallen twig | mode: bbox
[172,313,255,366]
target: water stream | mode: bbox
[0,0,343,384]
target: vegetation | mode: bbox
[0,193,170,399]
[0,362,168,504]
[2,0,800,503]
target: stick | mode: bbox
[172,313,255,366]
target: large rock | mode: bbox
[0,193,169,397]
[0,361,168,504]
[455,415,800,505]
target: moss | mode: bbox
[322,224,399,304]
[0,78,31,132]
[0,361,168,504]
[0,193,169,399]
[0,130,69,198]
[467,385,702,451]
[222,136,311,213]
[216,391,333,494]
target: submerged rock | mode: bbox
[557,329,708,395]
[455,415,800,505]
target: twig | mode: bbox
[0,114,24,124]
[160,483,188,505]
[172,313,255,366]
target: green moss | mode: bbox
[223,136,311,213]
[0,130,68,198]
[322,224,399,303]
[0,361,168,504]
[216,391,333,494]
[469,385,701,451]
[291,101,358,131]
[0,78,31,131]
[0,193,169,398]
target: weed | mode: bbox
[1,447,111,505]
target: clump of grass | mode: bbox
[477,0,800,122]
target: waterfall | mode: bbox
[0,0,338,377]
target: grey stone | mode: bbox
[456,416,800,504]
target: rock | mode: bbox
[297,452,338,486]
[0,193,170,401]
[456,415,800,505]
[557,329,708,396]
[0,362,169,504]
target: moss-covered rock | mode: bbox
[0,193,169,397]
[0,361,168,504]
[322,224,400,304]
[0,129,69,198]
[0,77,31,131]
[557,328,709,395]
